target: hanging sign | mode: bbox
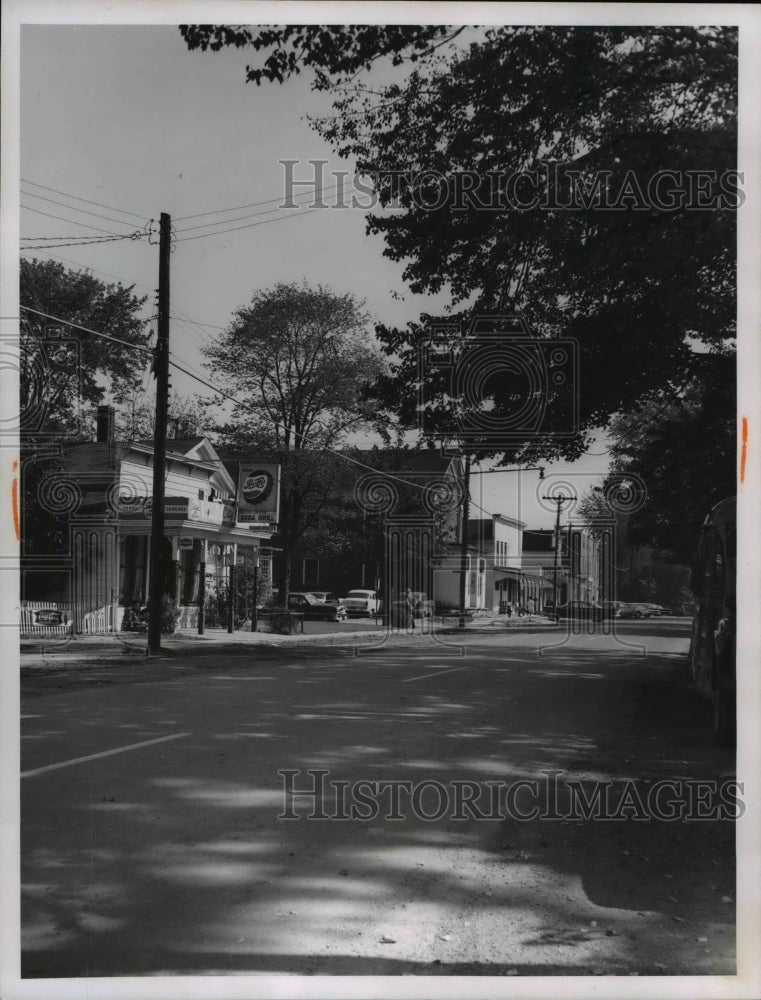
[236,463,280,528]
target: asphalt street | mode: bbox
[20,618,738,978]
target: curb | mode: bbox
[20,617,560,663]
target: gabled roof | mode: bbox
[59,437,235,493]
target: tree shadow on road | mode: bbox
[21,642,736,978]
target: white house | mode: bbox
[21,406,272,635]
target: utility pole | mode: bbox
[458,453,472,628]
[543,493,575,623]
[147,213,171,656]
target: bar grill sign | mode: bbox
[237,463,280,529]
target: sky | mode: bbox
[20,21,614,530]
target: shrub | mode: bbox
[160,594,181,634]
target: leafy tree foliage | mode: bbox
[20,259,149,581]
[604,353,735,563]
[117,394,209,442]
[20,257,149,438]
[180,25,737,464]
[290,446,461,596]
[203,282,385,596]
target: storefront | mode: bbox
[20,420,273,635]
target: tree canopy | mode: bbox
[204,281,386,596]
[603,352,735,563]
[20,257,149,439]
[181,25,737,464]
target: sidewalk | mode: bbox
[19,613,557,666]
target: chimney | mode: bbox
[96,405,115,443]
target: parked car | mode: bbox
[307,591,341,606]
[341,589,381,618]
[286,592,347,622]
[643,603,665,616]
[562,602,604,620]
[600,601,624,618]
[616,602,651,619]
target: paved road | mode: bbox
[20,619,738,978]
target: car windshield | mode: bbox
[347,591,369,597]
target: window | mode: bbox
[198,489,205,500]
[303,557,319,587]
[119,535,147,604]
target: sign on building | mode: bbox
[236,463,280,530]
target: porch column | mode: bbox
[227,542,238,634]
[251,546,259,633]
[171,536,181,607]
[198,539,207,635]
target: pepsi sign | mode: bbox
[237,462,280,528]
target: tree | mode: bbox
[20,257,149,438]
[603,352,735,564]
[577,484,693,607]
[203,282,385,597]
[180,26,737,464]
[117,394,209,442]
[19,258,149,582]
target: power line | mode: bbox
[15,303,524,515]
[174,181,359,234]
[19,246,156,291]
[21,177,146,220]
[19,305,152,355]
[173,177,357,222]
[21,233,145,250]
[20,188,147,229]
[16,301,462,497]
[21,203,133,237]
[175,206,322,243]
[19,246,229,336]
[171,314,226,331]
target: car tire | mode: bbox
[634,611,642,618]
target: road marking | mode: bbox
[401,666,467,683]
[21,732,191,778]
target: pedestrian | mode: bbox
[405,587,416,630]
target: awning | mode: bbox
[493,568,556,590]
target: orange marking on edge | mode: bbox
[12,459,20,541]
[740,417,748,485]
